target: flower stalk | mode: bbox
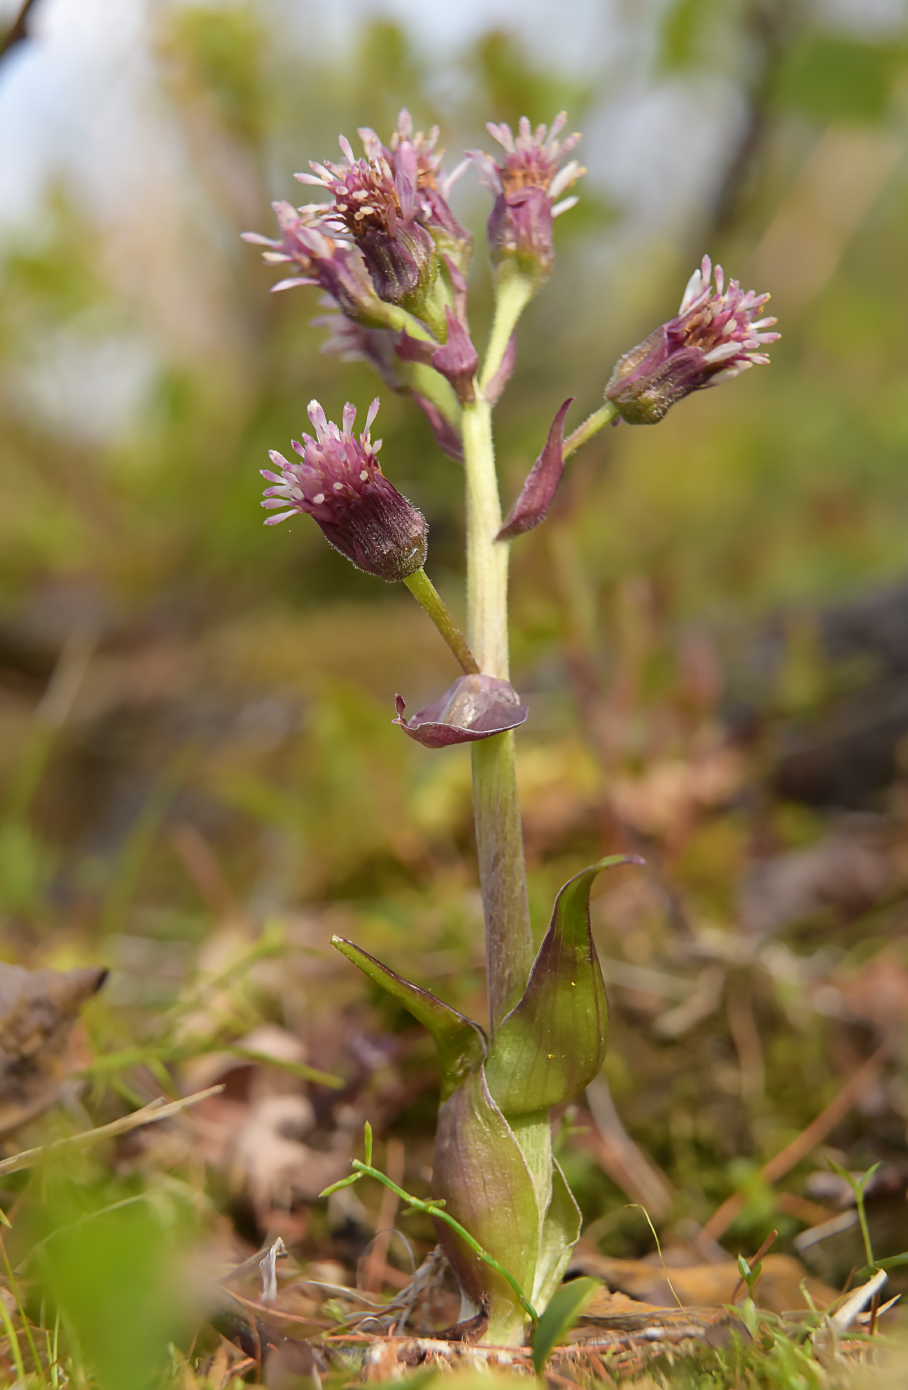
[462,392,534,1031]
[402,569,479,675]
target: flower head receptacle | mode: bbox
[605,256,781,424]
[262,399,427,582]
[470,114,584,286]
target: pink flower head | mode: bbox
[294,112,470,307]
[606,256,781,424]
[262,399,427,582]
[242,202,381,323]
[470,113,585,280]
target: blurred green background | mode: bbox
[2,0,908,1380]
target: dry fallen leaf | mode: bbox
[0,962,107,1135]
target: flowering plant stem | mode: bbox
[462,391,533,1030]
[402,570,479,675]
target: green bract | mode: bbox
[484,855,633,1114]
[331,936,486,1100]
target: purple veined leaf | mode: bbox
[432,1065,539,1325]
[331,937,485,1099]
[396,314,478,404]
[443,253,469,325]
[394,674,528,748]
[483,333,517,407]
[484,855,643,1115]
[394,331,437,367]
[412,393,464,462]
[497,398,574,541]
[432,308,478,404]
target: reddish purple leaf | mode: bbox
[412,393,464,462]
[497,398,574,541]
[394,331,436,366]
[394,674,528,748]
[432,307,478,403]
[484,333,517,407]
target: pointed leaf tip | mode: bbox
[485,854,641,1114]
[331,936,485,1098]
[531,1277,601,1373]
[497,398,574,541]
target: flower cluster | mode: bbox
[261,399,427,582]
[470,114,584,281]
[606,256,780,424]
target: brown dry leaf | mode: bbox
[0,962,107,1135]
[229,1093,350,1219]
[610,747,743,839]
[833,948,908,1031]
[571,1250,837,1313]
[740,827,894,938]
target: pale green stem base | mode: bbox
[403,569,479,675]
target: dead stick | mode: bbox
[0,0,39,61]
[703,1045,888,1240]
[0,1084,224,1177]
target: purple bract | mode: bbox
[394,675,529,748]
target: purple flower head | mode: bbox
[294,112,469,312]
[470,113,584,281]
[362,110,473,272]
[242,202,382,324]
[606,255,781,425]
[261,399,427,582]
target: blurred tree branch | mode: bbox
[0,0,40,65]
[709,0,804,235]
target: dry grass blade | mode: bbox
[0,1084,224,1177]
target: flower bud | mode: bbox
[470,114,584,284]
[261,399,427,582]
[606,255,781,424]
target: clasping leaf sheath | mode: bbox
[484,855,641,1114]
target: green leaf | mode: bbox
[533,1158,582,1309]
[484,856,637,1114]
[432,1065,540,1343]
[331,936,486,1100]
[856,1252,908,1281]
[531,1276,601,1374]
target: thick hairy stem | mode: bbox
[462,398,533,1032]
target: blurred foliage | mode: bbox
[1,0,908,1383]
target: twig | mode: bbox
[0,1084,224,1177]
[703,1045,888,1239]
[0,0,39,63]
